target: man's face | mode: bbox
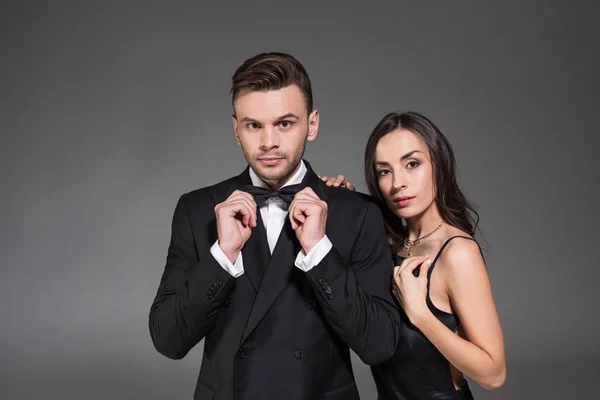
[232,84,319,189]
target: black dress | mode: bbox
[372,236,476,400]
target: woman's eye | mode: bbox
[407,161,420,169]
[377,169,390,176]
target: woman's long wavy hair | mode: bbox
[364,111,480,253]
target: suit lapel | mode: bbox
[241,217,301,344]
[240,211,271,292]
[240,160,337,344]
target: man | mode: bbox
[149,52,401,400]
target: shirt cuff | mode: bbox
[210,240,244,277]
[294,236,333,272]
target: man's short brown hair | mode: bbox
[231,52,313,114]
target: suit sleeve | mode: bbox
[304,201,402,365]
[149,193,236,359]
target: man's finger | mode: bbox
[292,192,320,203]
[223,199,257,227]
[232,197,258,227]
[227,202,251,226]
[296,187,318,198]
[229,190,255,203]
[228,191,258,212]
[288,201,306,229]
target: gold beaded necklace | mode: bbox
[403,221,445,256]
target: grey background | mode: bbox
[1,1,598,399]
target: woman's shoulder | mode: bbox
[434,230,483,272]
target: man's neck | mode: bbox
[249,160,306,190]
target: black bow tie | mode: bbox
[245,183,305,206]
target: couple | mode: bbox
[148,52,506,400]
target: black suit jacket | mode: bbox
[149,160,401,400]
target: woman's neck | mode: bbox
[405,205,444,241]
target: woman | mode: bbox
[320,111,506,399]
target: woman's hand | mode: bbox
[392,255,432,325]
[318,174,355,191]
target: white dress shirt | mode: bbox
[210,160,333,277]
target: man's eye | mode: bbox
[279,121,293,128]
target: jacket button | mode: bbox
[305,300,316,309]
[293,349,304,360]
[237,348,247,359]
[215,279,223,288]
[224,298,231,307]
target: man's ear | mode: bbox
[232,114,241,144]
[307,109,319,142]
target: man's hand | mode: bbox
[215,190,257,263]
[289,187,328,254]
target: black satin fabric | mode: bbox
[371,237,476,400]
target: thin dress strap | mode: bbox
[426,236,476,295]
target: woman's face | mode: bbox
[374,128,436,220]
